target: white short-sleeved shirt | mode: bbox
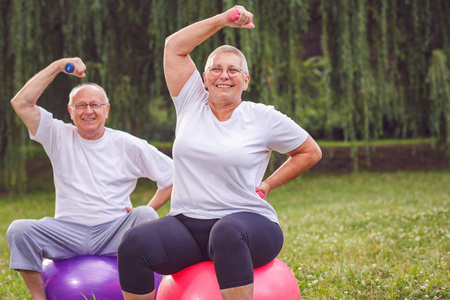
[31,107,173,226]
[169,70,308,223]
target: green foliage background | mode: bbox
[1,0,449,193]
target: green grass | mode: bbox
[1,172,449,299]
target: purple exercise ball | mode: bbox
[42,256,162,300]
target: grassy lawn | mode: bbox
[0,171,449,299]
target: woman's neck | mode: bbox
[208,99,241,122]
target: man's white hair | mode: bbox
[68,83,109,106]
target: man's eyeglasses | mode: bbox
[207,65,246,78]
[70,103,108,110]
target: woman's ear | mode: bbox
[243,74,250,91]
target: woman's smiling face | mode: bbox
[203,52,250,104]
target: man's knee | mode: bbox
[129,206,159,223]
[6,219,37,244]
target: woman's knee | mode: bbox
[209,216,248,252]
[118,216,203,275]
[118,217,176,261]
[119,223,151,258]
[209,212,284,262]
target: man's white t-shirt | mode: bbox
[169,70,308,224]
[31,107,173,226]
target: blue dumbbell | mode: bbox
[65,63,75,73]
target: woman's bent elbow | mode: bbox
[314,147,323,164]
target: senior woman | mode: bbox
[118,5,322,300]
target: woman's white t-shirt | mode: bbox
[169,70,308,224]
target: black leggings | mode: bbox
[118,212,284,294]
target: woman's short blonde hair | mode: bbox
[204,45,249,75]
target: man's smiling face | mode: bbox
[68,85,110,140]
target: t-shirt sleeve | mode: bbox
[31,107,71,158]
[134,139,174,190]
[171,69,208,116]
[265,106,309,154]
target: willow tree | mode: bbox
[320,0,450,168]
[1,0,449,193]
[427,50,450,158]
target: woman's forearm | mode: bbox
[263,136,322,192]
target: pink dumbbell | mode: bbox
[256,191,265,199]
[229,10,253,24]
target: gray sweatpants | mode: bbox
[6,206,158,272]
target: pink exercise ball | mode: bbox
[156,258,300,300]
[42,256,162,300]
